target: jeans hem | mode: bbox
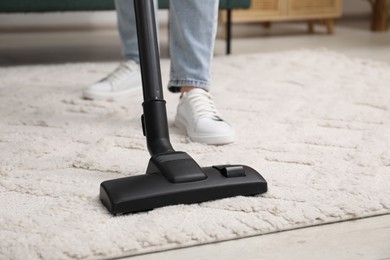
[168,79,210,93]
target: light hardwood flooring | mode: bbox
[128,214,390,260]
[0,16,389,260]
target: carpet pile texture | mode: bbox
[0,50,389,259]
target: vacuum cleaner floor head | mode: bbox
[100,163,267,215]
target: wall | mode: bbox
[342,0,371,17]
[0,10,168,30]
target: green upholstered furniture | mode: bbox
[0,0,251,54]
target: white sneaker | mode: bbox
[82,60,142,100]
[175,88,235,145]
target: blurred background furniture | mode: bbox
[219,0,342,34]
[368,0,388,31]
[0,0,251,55]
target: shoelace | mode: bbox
[103,62,138,89]
[187,91,223,121]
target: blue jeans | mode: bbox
[114,0,218,92]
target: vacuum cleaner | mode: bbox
[99,0,268,215]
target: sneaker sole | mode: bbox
[82,85,142,101]
[175,115,235,145]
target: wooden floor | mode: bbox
[1,16,389,259]
[129,214,390,260]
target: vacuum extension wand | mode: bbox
[99,0,268,215]
[135,0,173,156]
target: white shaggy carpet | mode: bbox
[1,50,390,259]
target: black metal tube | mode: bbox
[226,9,232,55]
[134,0,174,156]
[134,0,164,101]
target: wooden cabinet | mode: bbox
[220,0,342,34]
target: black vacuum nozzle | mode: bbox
[100,163,267,215]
